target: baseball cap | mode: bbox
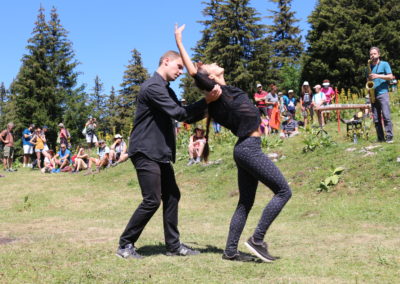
[322,82,330,87]
[58,123,64,127]
[303,81,309,86]
[114,134,123,139]
[288,89,294,93]
[257,83,262,88]
[313,84,321,89]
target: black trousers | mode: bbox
[119,153,181,251]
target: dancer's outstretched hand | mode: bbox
[175,24,185,42]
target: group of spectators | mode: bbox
[0,119,129,175]
[253,80,337,138]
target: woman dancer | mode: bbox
[175,25,292,262]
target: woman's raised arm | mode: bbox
[175,24,197,77]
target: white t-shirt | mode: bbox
[312,92,326,106]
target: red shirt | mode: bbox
[254,91,268,107]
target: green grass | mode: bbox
[1,110,400,283]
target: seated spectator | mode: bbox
[87,140,110,173]
[73,147,89,172]
[30,126,46,169]
[280,114,299,139]
[109,134,128,166]
[42,150,56,173]
[54,143,71,170]
[187,127,206,165]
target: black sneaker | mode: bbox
[244,237,279,262]
[166,243,200,256]
[222,251,259,262]
[386,136,394,144]
[116,243,143,259]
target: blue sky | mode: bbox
[0,0,317,97]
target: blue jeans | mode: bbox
[372,93,393,140]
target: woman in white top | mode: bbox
[312,84,327,127]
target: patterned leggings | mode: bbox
[225,136,292,255]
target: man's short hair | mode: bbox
[369,46,380,55]
[158,50,181,66]
[7,122,14,128]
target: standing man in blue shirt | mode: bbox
[116,50,221,259]
[22,124,35,168]
[369,47,394,143]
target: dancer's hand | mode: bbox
[205,84,222,104]
[175,24,185,43]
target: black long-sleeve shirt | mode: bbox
[128,72,207,163]
[194,73,260,137]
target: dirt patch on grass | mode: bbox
[0,237,17,245]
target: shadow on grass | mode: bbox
[137,243,224,256]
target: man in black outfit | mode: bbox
[116,50,221,259]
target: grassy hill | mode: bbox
[1,109,399,283]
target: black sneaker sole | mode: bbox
[244,241,274,263]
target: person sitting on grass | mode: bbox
[73,147,90,172]
[42,150,56,173]
[109,134,128,166]
[87,140,110,173]
[187,127,206,165]
[280,113,299,139]
[53,143,71,171]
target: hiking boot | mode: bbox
[386,136,394,144]
[222,251,259,262]
[116,243,143,259]
[166,243,200,256]
[244,237,279,262]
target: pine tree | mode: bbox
[104,86,120,134]
[302,0,400,91]
[118,49,149,134]
[89,75,107,125]
[10,6,84,147]
[202,0,268,93]
[181,0,222,103]
[266,0,303,85]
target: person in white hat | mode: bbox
[253,83,268,116]
[312,84,327,126]
[300,81,313,128]
[109,134,128,165]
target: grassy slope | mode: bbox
[0,111,399,284]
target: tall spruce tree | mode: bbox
[196,0,270,94]
[180,0,222,103]
[104,86,120,134]
[11,6,84,147]
[118,49,149,134]
[302,0,400,91]
[89,75,107,124]
[266,0,303,85]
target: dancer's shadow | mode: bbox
[137,243,263,262]
[136,243,224,256]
